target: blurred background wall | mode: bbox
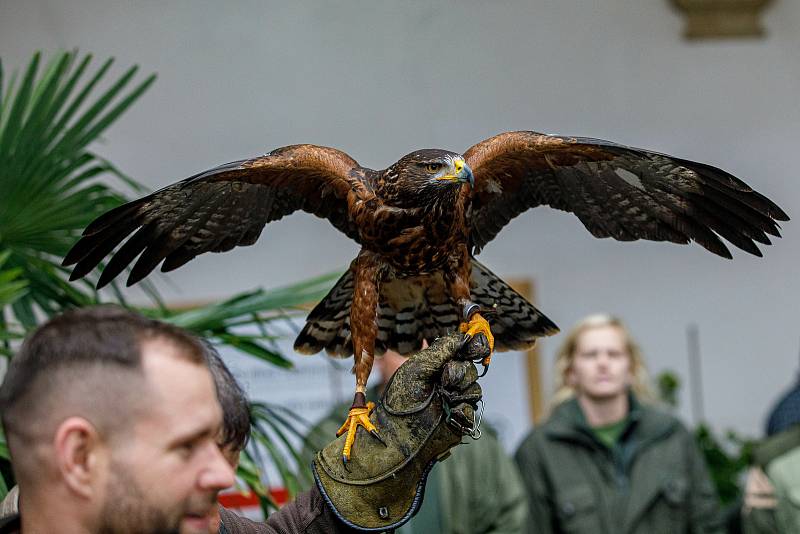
[1,0,797,437]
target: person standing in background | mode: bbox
[514,314,723,534]
[742,377,800,533]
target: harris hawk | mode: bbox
[64,131,788,462]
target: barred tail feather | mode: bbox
[470,259,559,350]
[293,270,354,357]
[293,259,559,358]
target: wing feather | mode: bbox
[64,145,372,287]
[464,131,788,257]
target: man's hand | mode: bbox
[313,333,487,531]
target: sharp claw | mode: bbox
[338,403,382,465]
[479,353,492,377]
[370,429,387,446]
[460,314,494,346]
[459,313,495,372]
[458,334,470,352]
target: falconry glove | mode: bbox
[313,333,487,532]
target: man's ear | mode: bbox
[53,417,106,499]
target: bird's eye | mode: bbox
[425,163,443,173]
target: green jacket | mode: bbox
[514,396,723,534]
[301,387,529,534]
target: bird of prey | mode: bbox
[64,131,788,462]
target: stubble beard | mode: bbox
[97,462,181,534]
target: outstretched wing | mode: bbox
[64,144,372,287]
[463,131,789,257]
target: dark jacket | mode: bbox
[0,487,353,534]
[514,396,724,534]
[0,515,17,534]
[219,486,359,534]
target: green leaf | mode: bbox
[0,51,39,161]
[0,429,9,499]
[0,431,7,460]
[11,53,71,172]
[0,329,25,342]
[0,51,157,324]
[152,272,339,332]
[251,424,300,497]
[0,69,18,132]
[73,72,157,151]
[251,405,309,492]
[0,251,28,307]
[237,451,280,512]
[216,334,293,368]
[0,58,4,124]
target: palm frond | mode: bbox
[0,50,342,514]
[146,272,340,369]
[0,51,155,325]
[0,250,27,357]
[236,451,279,511]
[244,401,318,514]
[0,251,27,308]
[0,428,9,499]
[0,429,8,462]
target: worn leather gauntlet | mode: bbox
[313,333,487,532]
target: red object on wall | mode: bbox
[218,487,289,508]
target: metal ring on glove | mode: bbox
[469,399,484,440]
[443,395,484,441]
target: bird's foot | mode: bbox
[459,312,495,374]
[336,401,383,465]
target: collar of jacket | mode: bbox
[543,393,677,450]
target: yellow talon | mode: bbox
[459,312,495,366]
[336,401,377,463]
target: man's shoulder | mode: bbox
[633,402,684,442]
[514,421,555,463]
[756,425,800,468]
[768,445,800,484]
[219,506,278,534]
[518,402,582,445]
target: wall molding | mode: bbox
[671,0,774,39]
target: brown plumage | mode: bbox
[64,131,788,427]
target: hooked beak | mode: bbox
[459,163,475,188]
[436,158,474,188]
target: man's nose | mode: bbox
[199,444,236,491]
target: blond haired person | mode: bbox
[514,315,723,534]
